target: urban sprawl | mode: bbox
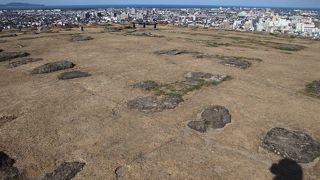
[1,7,320,38]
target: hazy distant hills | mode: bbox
[0,2,45,8]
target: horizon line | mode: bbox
[1,3,320,10]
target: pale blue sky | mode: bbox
[1,0,320,8]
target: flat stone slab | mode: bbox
[154,49,202,56]
[127,95,183,111]
[156,80,205,96]
[31,61,75,74]
[187,121,208,133]
[132,80,159,90]
[127,32,164,38]
[43,161,86,180]
[188,106,231,133]
[0,51,30,62]
[133,72,229,98]
[71,35,93,41]
[220,58,252,69]
[273,43,306,51]
[262,127,320,163]
[58,71,91,80]
[185,72,228,83]
[0,151,21,179]
[7,58,43,68]
[306,80,320,97]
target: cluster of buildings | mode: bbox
[0,7,320,38]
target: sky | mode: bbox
[1,0,320,8]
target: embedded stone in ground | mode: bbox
[71,35,93,41]
[7,58,43,68]
[115,166,128,178]
[305,80,320,97]
[262,127,320,163]
[184,72,228,83]
[31,61,75,74]
[0,115,17,127]
[188,106,231,133]
[273,43,306,51]
[154,49,202,56]
[132,80,159,90]
[155,80,204,96]
[141,73,230,97]
[201,106,232,129]
[58,71,91,80]
[43,161,86,180]
[194,54,215,59]
[220,58,252,69]
[127,95,183,111]
[0,151,21,179]
[0,51,30,62]
[127,31,163,38]
[187,121,208,133]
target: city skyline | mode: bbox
[1,0,320,8]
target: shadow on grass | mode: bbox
[270,158,303,180]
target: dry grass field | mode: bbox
[0,25,320,179]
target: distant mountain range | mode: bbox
[0,2,45,7]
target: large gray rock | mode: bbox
[262,127,320,163]
[127,95,183,111]
[58,71,91,80]
[0,152,21,180]
[188,106,231,133]
[43,161,85,180]
[31,61,75,74]
[0,51,30,62]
